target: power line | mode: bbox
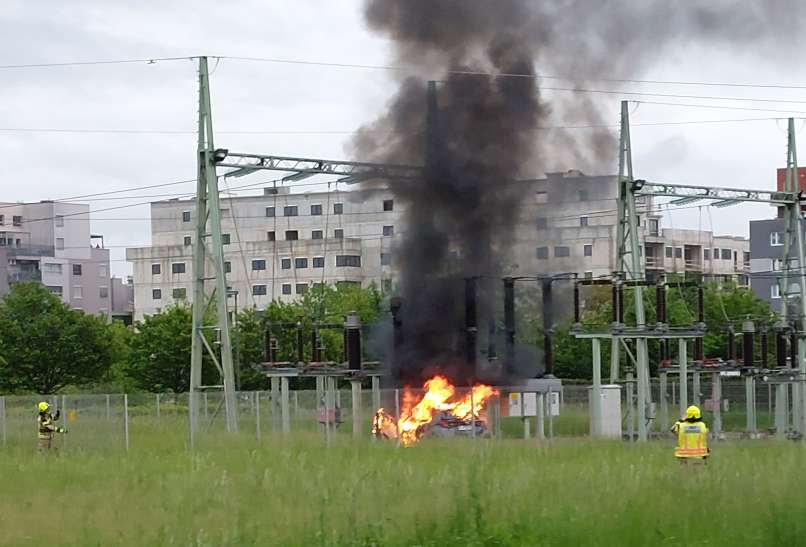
[0,56,196,70]
[0,117,787,136]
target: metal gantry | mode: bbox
[600,100,806,442]
[189,56,239,446]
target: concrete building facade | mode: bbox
[127,173,750,320]
[0,201,112,319]
[748,216,804,310]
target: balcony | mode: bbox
[6,244,55,257]
[9,270,42,283]
[645,256,664,269]
[684,259,703,271]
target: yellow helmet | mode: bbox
[685,405,701,420]
[38,401,49,412]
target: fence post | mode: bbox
[536,392,545,440]
[156,393,161,420]
[281,378,290,434]
[106,394,111,421]
[123,394,130,452]
[61,395,67,451]
[256,391,261,442]
[394,388,401,448]
[0,396,5,447]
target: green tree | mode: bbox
[0,283,115,393]
[127,305,217,393]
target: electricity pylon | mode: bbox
[189,56,238,446]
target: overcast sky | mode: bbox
[3,1,806,277]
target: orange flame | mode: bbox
[371,375,498,446]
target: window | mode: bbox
[313,256,325,268]
[383,199,394,211]
[252,259,266,271]
[674,248,683,259]
[773,258,784,271]
[334,229,344,239]
[56,238,64,250]
[72,264,82,276]
[665,247,673,258]
[222,233,231,245]
[183,236,192,246]
[334,203,344,215]
[310,204,322,216]
[312,230,323,240]
[721,249,731,260]
[284,206,298,217]
[47,286,63,296]
[536,217,548,230]
[770,232,783,246]
[285,230,299,241]
[336,255,361,267]
[0,215,3,225]
[704,249,711,261]
[743,251,751,264]
[649,219,659,236]
[99,287,109,299]
[584,244,593,257]
[554,246,570,258]
[296,283,308,295]
[265,206,276,218]
[55,215,64,227]
[713,248,720,259]
[381,253,392,266]
[282,284,292,295]
[252,285,267,296]
[12,216,22,226]
[295,258,308,269]
[772,285,781,299]
[580,216,589,227]
[43,263,62,274]
[579,190,589,201]
[536,247,549,260]
[182,211,191,222]
[267,231,276,241]
[383,278,393,293]
[99,265,108,278]
[224,261,231,273]
[72,286,83,299]
[172,262,186,274]
[383,225,394,236]
[172,288,187,300]
[281,258,291,270]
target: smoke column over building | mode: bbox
[353,0,806,383]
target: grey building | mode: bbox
[749,216,803,311]
[0,201,112,319]
[127,172,750,320]
[110,276,135,325]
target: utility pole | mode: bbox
[189,56,238,447]
[615,100,652,442]
[781,118,806,435]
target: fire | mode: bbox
[371,375,498,446]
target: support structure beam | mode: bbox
[615,100,651,442]
[189,56,238,446]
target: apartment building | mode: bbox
[0,201,112,319]
[127,172,750,320]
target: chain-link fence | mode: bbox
[0,377,790,452]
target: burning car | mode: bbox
[371,375,497,446]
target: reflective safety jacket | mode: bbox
[38,412,57,440]
[672,420,709,459]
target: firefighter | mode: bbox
[37,402,66,452]
[671,405,709,465]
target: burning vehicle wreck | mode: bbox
[371,375,497,446]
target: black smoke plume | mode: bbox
[353,0,806,384]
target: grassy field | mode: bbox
[1,421,804,547]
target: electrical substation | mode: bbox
[190,55,806,446]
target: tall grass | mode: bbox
[0,424,803,546]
